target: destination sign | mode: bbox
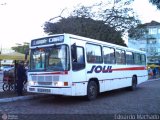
[31,35,64,46]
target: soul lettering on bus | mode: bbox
[87,65,112,73]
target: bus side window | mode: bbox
[141,54,146,65]
[71,46,85,71]
[126,51,134,65]
[134,53,141,65]
[103,46,115,64]
[116,49,126,64]
[86,44,102,63]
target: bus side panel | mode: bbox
[107,65,131,90]
[86,64,112,92]
[137,70,148,84]
[109,65,148,90]
[70,69,87,96]
[86,64,148,92]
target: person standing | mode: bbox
[153,68,157,79]
[16,61,26,96]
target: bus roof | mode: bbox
[30,33,146,54]
[66,33,146,54]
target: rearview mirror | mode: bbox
[71,43,77,62]
[25,48,29,60]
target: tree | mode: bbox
[149,0,160,9]
[71,0,140,33]
[44,17,126,46]
[0,2,7,6]
[11,42,29,54]
[44,0,141,46]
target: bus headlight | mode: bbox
[28,81,35,86]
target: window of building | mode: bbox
[103,47,115,64]
[86,43,102,63]
[157,48,160,53]
[157,39,160,43]
[149,28,157,34]
[158,28,160,34]
[149,47,157,52]
[115,49,125,64]
[147,39,156,44]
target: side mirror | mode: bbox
[25,48,29,60]
[71,43,77,62]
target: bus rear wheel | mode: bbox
[130,76,137,91]
[87,81,98,100]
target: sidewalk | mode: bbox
[148,74,160,80]
[0,91,47,103]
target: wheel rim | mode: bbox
[133,81,137,89]
[89,85,96,97]
[87,81,98,100]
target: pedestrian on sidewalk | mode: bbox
[16,61,27,96]
[148,67,153,79]
[153,68,156,79]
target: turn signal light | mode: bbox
[64,82,68,86]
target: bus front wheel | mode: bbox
[87,81,98,100]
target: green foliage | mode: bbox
[71,0,140,33]
[149,0,160,9]
[11,42,29,54]
[44,17,126,46]
[43,0,142,46]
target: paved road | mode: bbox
[0,81,3,92]
[0,80,160,120]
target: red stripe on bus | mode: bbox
[30,71,68,75]
[112,67,146,71]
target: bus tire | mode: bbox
[3,83,10,91]
[130,76,137,91]
[87,81,98,100]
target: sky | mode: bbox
[0,0,160,50]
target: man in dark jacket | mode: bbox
[17,61,26,96]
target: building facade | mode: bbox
[0,48,14,66]
[128,21,160,64]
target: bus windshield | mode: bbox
[30,45,69,71]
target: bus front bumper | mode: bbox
[27,86,72,96]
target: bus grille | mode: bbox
[31,75,59,86]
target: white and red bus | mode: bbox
[27,33,148,100]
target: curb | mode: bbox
[147,78,160,82]
[0,94,48,103]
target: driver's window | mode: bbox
[72,46,85,71]
[77,47,85,64]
